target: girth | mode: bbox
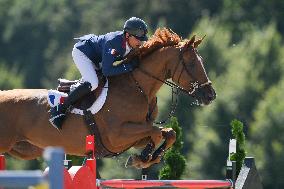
[83,110,121,158]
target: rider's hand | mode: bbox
[113,57,139,69]
[113,60,124,66]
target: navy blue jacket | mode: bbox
[74,31,137,76]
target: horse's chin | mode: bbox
[200,99,212,106]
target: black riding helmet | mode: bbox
[123,17,148,41]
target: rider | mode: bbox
[49,17,148,130]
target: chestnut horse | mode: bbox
[0,28,216,168]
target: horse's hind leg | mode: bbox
[8,141,43,160]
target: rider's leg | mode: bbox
[49,47,98,130]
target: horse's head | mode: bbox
[129,28,216,105]
[170,35,216,105]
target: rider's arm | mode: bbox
[102,42,137,76]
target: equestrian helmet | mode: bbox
[123,17,148,41]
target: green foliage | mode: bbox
[1,1,284,188]
[229,119,246,176]
[249,78,284,188]
[159,117,186,180]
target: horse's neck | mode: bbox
[133,47,179,101]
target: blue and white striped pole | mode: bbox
[0,147,64,189]
[44,147,64,189]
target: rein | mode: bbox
[130,72,179,125]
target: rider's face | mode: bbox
[126,33,143,49]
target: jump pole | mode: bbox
[82,135,233,189]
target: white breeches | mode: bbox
[72,47,98,91]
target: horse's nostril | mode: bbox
[208,95,213,101]
[208,92,216,101]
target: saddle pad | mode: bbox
[71,80,108,115]
[47,90,68,107]
[47,80,108,115]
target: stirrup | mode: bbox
[49,105,66,130]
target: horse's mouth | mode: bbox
[192,86,216,106]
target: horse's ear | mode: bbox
[194,35,206,48]
[188,35,196,46]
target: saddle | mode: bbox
[57,72,107,110]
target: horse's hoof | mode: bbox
[151,156,162,164]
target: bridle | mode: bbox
[133,46,212,96]
[171,46,212,95]
[130,46,212,124]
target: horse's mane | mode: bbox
[126,28,203,60]
[139,28,182,57]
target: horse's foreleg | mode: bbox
[109,122,163,149]
[151,128,176,163]
[109,122,163,169]
[133,137,151,149]
[133,128,176,168]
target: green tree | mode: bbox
[159,117,186,180]
[230,119,246,176]
[249,78,284,189]
[0,0,82,88]
[221,0,284,41]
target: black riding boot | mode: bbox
[49,82,92,130]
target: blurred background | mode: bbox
[1,0,284,188]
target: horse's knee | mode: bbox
[165,129,176,140]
